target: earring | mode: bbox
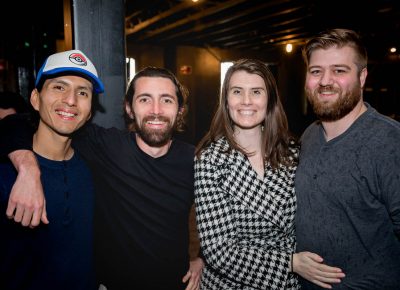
[261,125,264,132]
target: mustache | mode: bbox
[142,115,170,123]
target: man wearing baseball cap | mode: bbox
[1,63,204,288]
[0,49,103,290]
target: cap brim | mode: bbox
[36,67,104,94]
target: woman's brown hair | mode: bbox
[196,58,295,169]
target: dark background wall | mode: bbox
[127,42,309,144]
[2,0,400,146]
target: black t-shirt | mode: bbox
[73,124,194,290]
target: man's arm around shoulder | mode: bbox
[7,150,48,227]
[0,114,48,227]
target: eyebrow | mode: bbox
[160,93,176,98]
[136,93,177,99]
[230,86,265,90]
[309,64,352,69]
[48,79,92,91]
[136,93,151,98]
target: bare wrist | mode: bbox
[9,150,40,174]
[291,253,298,273]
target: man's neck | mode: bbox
[135,134,172,158]
[322,101,367,141]
[33,125,74,161]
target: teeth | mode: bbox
[321,91,335,94]
[147,121,164,125]
[239,110,254,115]
[56,111,76,117]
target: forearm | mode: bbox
[6,149,48,227]
[9,149,40,177]
[1,114,48,227]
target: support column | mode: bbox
[72,0,126,129]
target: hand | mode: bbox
[293,252,345,289]
[6,150,48,227]
[182,257,204,290]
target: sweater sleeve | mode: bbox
[0,113,34,157]
[378,129,400,239]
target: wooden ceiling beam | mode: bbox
[228,34,310,50]
[178,6,308,43]
[125,1,193,35]
[137,0,248,40]
[159,0,295,41]
[196,15,309,44]
[218,27,305,48]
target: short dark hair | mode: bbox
[302,28,368,73]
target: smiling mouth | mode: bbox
[143,115,170,127]
[55,110,77,118]
[317,85,340,96]
[144,119,168,130]
[239,110,255,116]
[319,89,338,96]
[147,120,165,125]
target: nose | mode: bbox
[62,91,77,106]
[319,71,333,86]
[150,100,162,115]
[241,91,252,105]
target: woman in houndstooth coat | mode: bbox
[195,59,300,289]
[194,59,342,289]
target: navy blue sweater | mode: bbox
[0,152,96,290]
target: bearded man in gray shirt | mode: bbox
[294,29,400,290]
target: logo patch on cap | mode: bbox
[35,49,104,93]
[69,53,87,66]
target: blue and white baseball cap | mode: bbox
[35,50,104,94]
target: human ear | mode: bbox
[360,68,368,88]
[125,102,134,119]
[30,89,40,112]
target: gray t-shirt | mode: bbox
[295,103,400,289]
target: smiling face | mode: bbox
[125,76,180,147]
[305,45,367,121]
[227,70,268,132]
[31,75,92,137]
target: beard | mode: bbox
[306,82,362,122]
[134,115,176,147]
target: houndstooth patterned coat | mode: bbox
[194,137,300,289]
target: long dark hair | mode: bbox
[196,58,295,169]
